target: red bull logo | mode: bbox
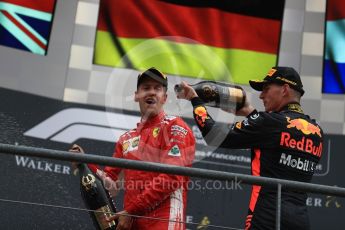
[194,106,208,127]
[267,68,277,77]
[286,117,322,137]
[280,132,322,157]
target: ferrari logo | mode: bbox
[153,127,160,138]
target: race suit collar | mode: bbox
[281,103,304,114]
[137,111,166,131]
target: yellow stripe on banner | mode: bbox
[94,31,277,85]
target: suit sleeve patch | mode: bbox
[194,106,209,127]
[168,145,181,157]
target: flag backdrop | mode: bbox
[323,0,345,94]
[0,0,56,55]
[94,0,285,84]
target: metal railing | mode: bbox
[1,143,345,230]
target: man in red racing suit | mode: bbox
[73,67,195,230]
[177,66,323,230]
[90,111,195,230]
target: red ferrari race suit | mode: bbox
[90,111,195,230]
[191,97,323,230]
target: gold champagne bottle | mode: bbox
[77,164,117,230]
[175,81,246,112]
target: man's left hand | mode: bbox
[175,81,198,101]
[235,97,255,117]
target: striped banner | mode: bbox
[94,0,285,84]
[323,0,345,94]
[0,0,56,55]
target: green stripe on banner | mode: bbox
[94,31,276,84]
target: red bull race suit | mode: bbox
[191,97,323,230]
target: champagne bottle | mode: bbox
[77,164,117,230]
[175,81,246,112]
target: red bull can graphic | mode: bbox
[286,117,322,137]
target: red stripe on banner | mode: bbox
[0,0,56,13]
[2,10,46,49]
[327,0,345,20]
[97,0,281,54]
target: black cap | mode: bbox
[249,66,304,96]
[137,67,168,89]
